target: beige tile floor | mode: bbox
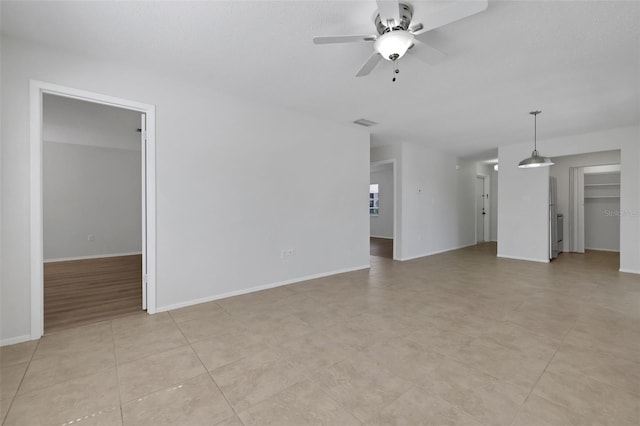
[1,243,639,425]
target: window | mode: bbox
[370,184,379,216]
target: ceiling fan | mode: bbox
[313,0,488,78]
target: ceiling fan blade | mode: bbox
[412,0,488,35]
[376,0,400,27]
[356,52,383,77]
[313,35,376,44]
[410,39,446,65]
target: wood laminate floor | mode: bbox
[370,237,393,258]
[44,255,143,334]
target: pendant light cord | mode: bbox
[534,113,537,151]
[530,110,541,151]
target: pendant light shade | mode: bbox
[518,110,554,168]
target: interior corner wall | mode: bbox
[43,141,142,260]
[369,166,393,239]
[498,126,640,272]
[400,142,475,260]
[371,143,476,261]
[0,36,370,344]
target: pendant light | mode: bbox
[518,110,554,168]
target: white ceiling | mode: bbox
[3,1,639,158]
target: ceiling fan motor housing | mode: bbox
[375,3,413,34]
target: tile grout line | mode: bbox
[510,315,581,424]
[267,357,367,425]
[5,246,629,424]
[214,300,233,318]
[182,305,356,424]
[169,308,246,426]
[111,320,126,425]
[1,339,41,426]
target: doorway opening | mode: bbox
[370,161,397,260]
[42,94,145,332]
[549,150,621,271]
[30,81,156,339]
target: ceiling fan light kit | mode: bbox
[312,0,488,79]
[518,110,554,168]
[374,30,415,61]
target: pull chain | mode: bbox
[392,61,399,82]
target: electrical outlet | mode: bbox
[280,248,295,260]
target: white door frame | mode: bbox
[475,174,490,244]
[370,159,399,260]
[29,80,157,339]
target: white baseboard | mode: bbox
[44,252,142,263]
[370,235,393,239]
[398,243,476,261]
[497,254,550,263]
[1,334,33,347]
[619,268,640,275]
[586,248,620,253]
[156,264,371,313]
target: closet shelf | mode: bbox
[584,195,620,199]
[584,183,620,187]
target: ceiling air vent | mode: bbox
[353,118,378,127]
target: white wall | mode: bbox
[371,143,476,261]
[549,150,620,252]
[490,168,498,241]
[43,141,142,260]
[497,147,551,262]
[498,126,640,272]
[370,164,393,238]
[0,36,370,344]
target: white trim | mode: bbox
[370,235,393,239]
[619,268,640,275]
[30,80,157,341]
[398,243,476,261]
[585,248,620,253]
[155,264,371,313]
[497,254,550,263]
[145,108,157,315]
[30,83,44,340]
[44,139,142,152]
[44,252,143,263]
[1,335,33,347]
[140,113,148,311]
